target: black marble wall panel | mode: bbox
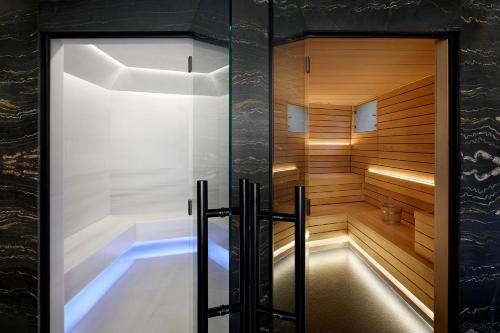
[231,1,272,331]
[0,0,38,332]
[38,0,195,32]
[191,0,229,44]
[273,0,500,332]
[231,0,271,208]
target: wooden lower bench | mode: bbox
[307,202,435,311]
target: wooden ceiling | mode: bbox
[307,38,436,106]
[274,38,436,107]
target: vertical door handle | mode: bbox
[295,186,306,333]
[197,180,208,333]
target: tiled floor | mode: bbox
[274,247,433,333]
[70,246,432,333]
[71,253,228,333]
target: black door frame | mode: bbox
[269,30,460,332]
[39,30,459,333]
[38,31,229,333]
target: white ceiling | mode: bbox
[92,38,228,73]
[58,40,228,95]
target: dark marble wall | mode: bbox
[274,1,500,332]
[231,1,272,331]
[0,0,38,332]
[0,0,499,332]
[38,0,194,32]
[231,0,271,208]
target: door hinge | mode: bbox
[305,56,311,74]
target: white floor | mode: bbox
[71,253,228,333]
[70,246,432,333]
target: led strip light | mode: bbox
[65,237,229,333]
[368,167,435,186]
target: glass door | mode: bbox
[271,38,309,333]
[270,7,439,330]
[192,36,231,333]
[49,37,226,333]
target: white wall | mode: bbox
[193,40,230,210]
[50,38,65,333]
[109,91,192,215]
[62,73,111,237]
[58,39,200,236]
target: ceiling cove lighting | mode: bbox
[89,45,126,68]
[90,45,228,75]
[368,167,435,186]
[64,237,229,333]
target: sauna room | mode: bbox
[272,38,448,332]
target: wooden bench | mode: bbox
[307,201,435,311]
[414,211,435,263]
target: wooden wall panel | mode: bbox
[308,214,348,241]
[377,75,436,178]
[415,211,435,263]
[308,104,352,174]
[350,75,436,225]
[350,127,378,176]
[307,38,435,106]
[306,104,363,224]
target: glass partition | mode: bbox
[192,38,230,332]
[49,36,230,333]
[272,39,308,329]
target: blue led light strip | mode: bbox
[64,236,229,333]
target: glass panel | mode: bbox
[51,38,201,333]
[192,37,230,333]
[272,38,307,325]
[269,34,436,333]
[354,100,377,132]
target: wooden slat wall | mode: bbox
[307,38,436,106]
[350,115,378,176]
[307,173,363,239]
[414,211,435,263]
[308,214,348,241]
[377,75,436,178]
[308,104,352,174]
[353,75,436,225]
[306,103,360,240]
